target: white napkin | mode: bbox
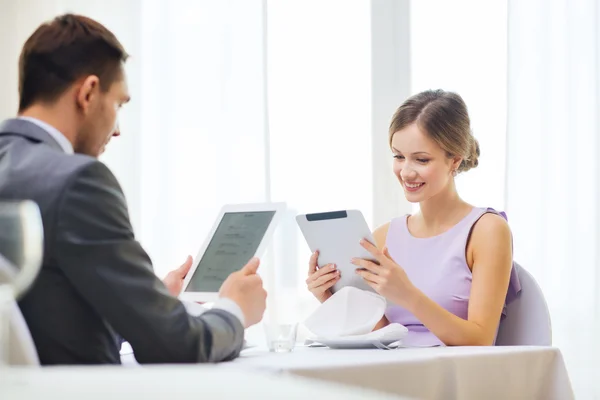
[304,286,388,337]
[332,323,409,341]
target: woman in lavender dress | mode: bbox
[305,90,520,346]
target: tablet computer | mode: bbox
[296,210,377,294]
[180,202,286,303]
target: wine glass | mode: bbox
[0,200,43,366]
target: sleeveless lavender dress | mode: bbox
[384,207,521,346]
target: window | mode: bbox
[410,0,508,211]
[266,0,373,322]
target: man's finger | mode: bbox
[241,257,260,275]
[244,273,263,286]
[177,255,193,277]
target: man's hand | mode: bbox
[163,255,193,297]
[219,257,267,328]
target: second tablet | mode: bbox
[296,210,378,295]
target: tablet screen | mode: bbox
[185,211,276,292]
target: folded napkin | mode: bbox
[326,322,409,342]
[305,286,391,337]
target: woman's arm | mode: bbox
[356,213,513,345]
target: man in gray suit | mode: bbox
[0,14,267,364]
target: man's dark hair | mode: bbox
[18,14,128,112]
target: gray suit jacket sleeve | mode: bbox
[52,161,244,363]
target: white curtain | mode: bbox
[134,0,269,277]
[410,0,508,211]
[0,0,269,276]
[507,0,600,397]
[0,1,407,341]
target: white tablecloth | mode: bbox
[0,365,410,400]
[221,345,574,400]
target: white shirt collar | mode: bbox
[17,116,74,154]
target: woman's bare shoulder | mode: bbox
[373,222,391,249]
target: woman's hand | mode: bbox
[306,250,340,303]
[352,239,418,308]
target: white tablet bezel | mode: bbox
[296,209,377,294]
[179,202,286,303]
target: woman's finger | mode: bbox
[356,269,383,285]
[308,270,339,289]
[351,258,381,274]
[319,274,341,291]
[308,251,319,275]
[306,263,336,283]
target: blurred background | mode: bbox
[0,0,598,397]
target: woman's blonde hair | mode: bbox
[389,89,480,173]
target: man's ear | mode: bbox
[75,75,100,115]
